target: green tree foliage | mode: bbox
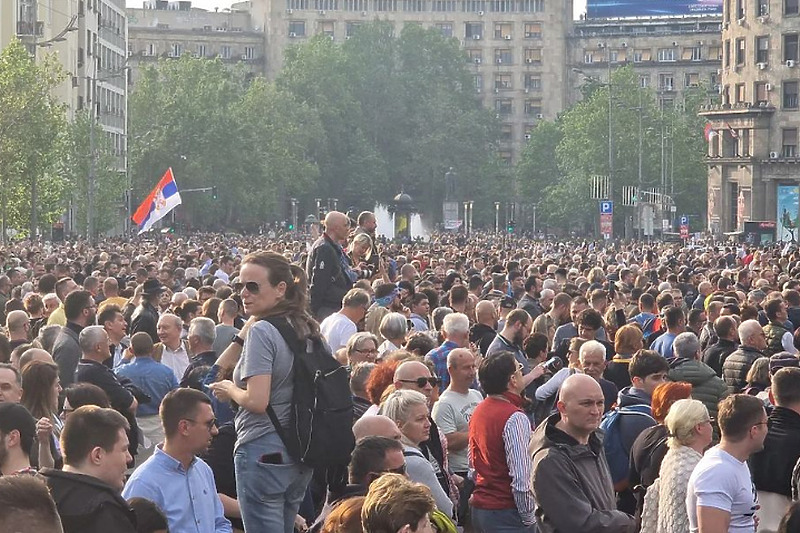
[517,65,709,233]
[0,39,67,238]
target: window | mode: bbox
[244,46,255,59]
[435,23,453,37]
[657,48,676,61]
[500,123,513,141]
[659,97,674,110]
[495,73,512,89]
[402,0,425,10]
[346,21,361,36]
[372,0,397,11]
[682,46,701,61]
[343,0,367,9]
[785,34,799,62]
[467,49,482,63]
[524,48,541,64]
[315,0,339,9]
[784,129,798,156]
[499,152,512,165]
[490,0,514,12]
[736,0,745,19]
[633,49,649,62]
[735,83,746,102]
[584,50,595,63]
[462,0,485,11]
[432,0,457,10]
[474,74,482,91]
[197,44,206,57]
[495,98,512,115]
[787,0,799,15]
[755,81,769,105]
[288,21,306,36]
[709,45,722,60]
[724,40,731,67]
[608,50,619,62]
[735,38,745,65]
[784,81,799,108]
[756,36,769,63]
[319,20,335,36]
[685,72,699,87]
[495,48,512,64]
[639,75,650,88]
[524,73,541,90]
[465,22,483,39]
[494,22,512,39]
[524,98,542,115]
[220,45,231,59]
[658,73,674,91]
[523,22,541,39]
[519,0,543,12]
[759,0,769,16]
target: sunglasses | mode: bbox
[243,281,261,294]
[398,377,440,388]
[187,417,217,431]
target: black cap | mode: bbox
[142,279,166,295]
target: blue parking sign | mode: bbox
[680,215,688,225]
[600,201,613,214]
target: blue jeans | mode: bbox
[472,507,538,533]
[235,431,313,533]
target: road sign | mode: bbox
[600,213,613,237]
[680,224,689,239]
[680,215,689,225]
[600,201,613,214]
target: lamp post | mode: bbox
[468,201,474,234]
[494,202,500,233]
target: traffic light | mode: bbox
[288,222,295,230]
[211,186,218,200]
[507,220,516,233]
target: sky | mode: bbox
[127,0,589,18]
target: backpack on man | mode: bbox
[599,404,656,485]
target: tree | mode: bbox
[0,39,67,239]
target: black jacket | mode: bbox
[751,407,800,497]
[518,293,543,320]
[130,301,160,344]
[40,469,137,533]
[722,345,764,394]
[703,338,738,377]
[306,234,352,320]
[469,322,497,356]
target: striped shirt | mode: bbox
[503,411,536,524]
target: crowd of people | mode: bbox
[4,211,800,533]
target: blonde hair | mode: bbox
[351,233,373,260]
[361,474,435,533]
[665,398,709,449]
[378,389,427,425]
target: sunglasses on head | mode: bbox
[399,377,440,388]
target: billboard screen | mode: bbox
[586,0,722,18]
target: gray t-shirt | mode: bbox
[213,324,240,356]
[431,388,483,472]
[233,321,295,448]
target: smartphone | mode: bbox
[259,453,283,465]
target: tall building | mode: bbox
[568,17,723,109]
[700,0,797,237]
[126,0,265,84]
[243,0,574,164]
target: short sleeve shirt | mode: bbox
[431,389,483,472]
[687,446,758,533]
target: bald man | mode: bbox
[531,374,634,532]
[6,310,30,349]
[352,415,402,442]
[306,211,354,321]
[469,300,498,356]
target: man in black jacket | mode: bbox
[130,279,163,344]
[41,406,137,533]
[703,315,739,376]
[750,367,800,531]
[722,319,766,393]
[307,211,353,321]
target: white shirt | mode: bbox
[687,446,758,533]
[215,269,230,283]
[319,312,357,353]
[161,342,190,382]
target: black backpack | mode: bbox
[263,316,355,469]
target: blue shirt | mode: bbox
[115,357,178,417]
[122,446,232,533]
[651,332,678,359]
[425,340,459,392]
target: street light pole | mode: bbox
[637,87,643,240]
[494,202,500,233]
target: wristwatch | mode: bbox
[231,334,244,347]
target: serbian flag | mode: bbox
[726,123,739,139]
[704,123,718,141]
[132,168,182,234]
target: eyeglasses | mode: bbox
[384,463,407,475]
[243,281,261,295]
[186,418,217,431]
[398,377,440,388]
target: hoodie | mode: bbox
[530,414,635,533]
[617,386,653,412]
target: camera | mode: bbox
[543,357,563,373]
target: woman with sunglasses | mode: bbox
[379,389,455,520]
[209,251,317,533]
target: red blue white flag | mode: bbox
[132,168,182,234]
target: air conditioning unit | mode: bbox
[504,35,511,40]
[788,59,796,67]
[476,87,481,93]
[758,62,767,69]
[289,32,296,38]
[192,52,199,58]
[770,151,779,158]
[474,57,481,64]
[758,15,769,23]
[672,41,678,47]
[494,88,499,93]
[524,88,529,93]
[496,58,502,64]
[286,8,293,13]
[766,83,772,91]
[472,34,481,40]
[478,10,484,15]
[346,35,352,39]
[524,133,531,140]
[167,52,175,57]
[525,58,533,64]
[241,54,248,60]
[536,113,544,119]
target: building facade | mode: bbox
[700,0,799,237]
[126,0,265,84]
